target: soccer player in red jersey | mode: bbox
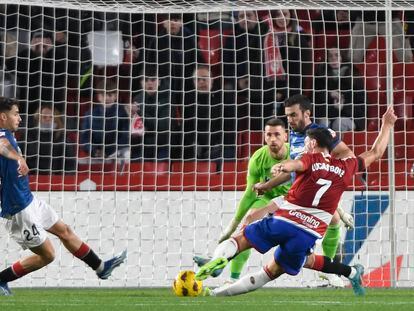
[196,106,397,297]
[255,95,355,281]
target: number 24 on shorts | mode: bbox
[23,224,40,241]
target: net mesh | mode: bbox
[0,2,413,288]
[10,1,414,12]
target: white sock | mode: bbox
[348,267,357,279]
[212,268,272,296]
[95,261,104,273]
[212,238,238,260]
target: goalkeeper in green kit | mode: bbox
[194,118,291,282]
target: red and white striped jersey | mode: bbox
[274,152,360,238]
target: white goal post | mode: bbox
[0,0,413,288]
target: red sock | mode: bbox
[73,243,102,270]
[73,242,90,259]
[12,261,29,278]
[311,255,325,271]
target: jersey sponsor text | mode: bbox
[288,209,321,229]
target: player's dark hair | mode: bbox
[284,94,312,113]
[265,118,285,128]
[0,96,19,113]
[306,128,333,149]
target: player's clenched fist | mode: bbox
[17,157,29,176]
[252,182,268,196]
[271,163,285,176]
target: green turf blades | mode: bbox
[2,288,413,311]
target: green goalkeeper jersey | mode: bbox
[234,143,291,222]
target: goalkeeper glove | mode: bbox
[218,218,240,243]
[337,206,354,230]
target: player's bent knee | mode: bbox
[40,248,56,265]
[265,259,285,279]
[58,224,75,241]
[234,234,252,253]
[329,211,340,225]
[303,254,315,268]
[31,239,56,265]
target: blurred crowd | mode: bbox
[0,5,413,174]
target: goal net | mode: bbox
[0,0,413,288]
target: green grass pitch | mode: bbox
[1,288,412,311]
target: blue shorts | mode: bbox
[244,216,317,275]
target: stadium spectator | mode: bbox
[120,37,142,97]
[223,10,265,91]
[314,47,366,131]
[133,71,174,164]
[5,31,67,118]
[125,99,144,161]
[223,10,271,130]
[406,11,414,53]
[23,103,76,174]
[183,65,223,160]
[0,32,16,98]
[312,9,354,33]
[80,79,130,159]
[350,11,413,63]
[196,10,232,78]
[263,9,312,118]
[146,13,197,103]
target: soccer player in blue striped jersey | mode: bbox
[0,97,126,296]
[254,94,355,287]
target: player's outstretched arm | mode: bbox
[272,159,305,174]
[0,138,29,176]
[359,106,397,169]
[331,141,355,159]
[253,171,291,195]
